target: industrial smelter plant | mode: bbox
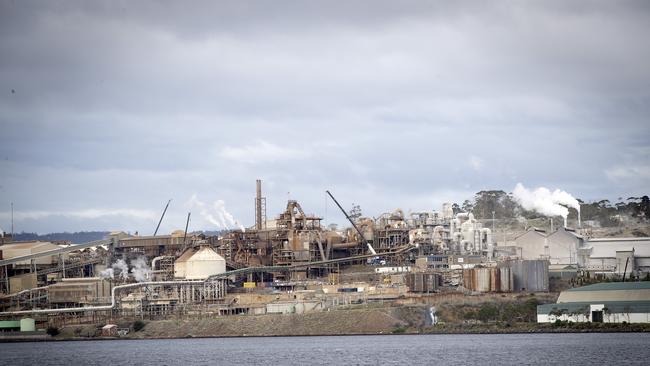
[1,180,650,330]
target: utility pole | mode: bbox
[11,202,14,236]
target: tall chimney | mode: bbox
[255,179,262,230]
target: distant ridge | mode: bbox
[12,231,110,244]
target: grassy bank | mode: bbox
[29,295,650,341]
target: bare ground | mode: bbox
[128,308,408,338]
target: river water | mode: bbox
[1,333,648,365]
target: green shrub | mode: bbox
[133,320,146,332]
[46,326,60,336]
[477,304,498,323]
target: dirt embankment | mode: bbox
[129,308,408,338]
[48,292,648,340]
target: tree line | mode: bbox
[457,190,649,227]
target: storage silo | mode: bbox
[504,259,549,292]
[476,268,491,292]
[174,246,226,280]
[499,267,513,292]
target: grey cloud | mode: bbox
[0,1,648,233]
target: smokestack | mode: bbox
[578,206,581,229]
[255,179,262,230]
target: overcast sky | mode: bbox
[1,1,649,234]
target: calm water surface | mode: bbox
[1,333,648,365]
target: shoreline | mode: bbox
[2,324,649,343]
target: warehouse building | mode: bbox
[579,237,650,276]
[537,282,650,323]
[514,227,583,265]
[514,228,650,277]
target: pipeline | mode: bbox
[151,255,174,271]
[332,242,361,249]
[0,280,204,316]
[1,245,416,317]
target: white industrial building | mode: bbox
[537,282,650,323]
[0,241,65,266]
[514,227,583,265]
[174,246,226,280]
[579,238,650,276]
[513,228,650,276]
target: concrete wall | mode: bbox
[266,301,323,314]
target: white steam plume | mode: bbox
[99,267,114,279]
[113,259,129,279]
[187,194,245,231]
[513,183,581,227]
[130,257,151,282]
[100,259,130,280]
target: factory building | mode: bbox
[0,241,64,266]
[579,238,650,276]
[514,227,583,265]
[537,282,650,323]
[48,277,113,306]
[514,228,650,277]
[116,231,198,258]
[514,228,547,260]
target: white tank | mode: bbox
[175,247,226,280]
[442,203,454,220]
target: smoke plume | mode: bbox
[99,267,114,279]
[513,183,581,225]
[187,194,245,231]
[130,257,151,282]
[100,259,129,280]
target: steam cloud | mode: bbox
[512,183,581,226]
[130,257,151,282]
[187,194,245,231]
[100,259,130,280]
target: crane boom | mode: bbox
[325,190,377,255]
[153,199,171,236]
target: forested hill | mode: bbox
[12,231,110,243]
[10,230,228,243]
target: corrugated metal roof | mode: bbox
[0,241,57,250]
[175,246,224,263]
[548,227,584,239]
[566,282,650,292]
[588,237,650,242]
[513,228,546,240]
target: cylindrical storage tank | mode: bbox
[463,269,472,289]
[490,268,500,292]
[499,267,512,292]
[20,318,36,332]
[476,268,491,292]
[507,260,549,292]
[181,247,227,280]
